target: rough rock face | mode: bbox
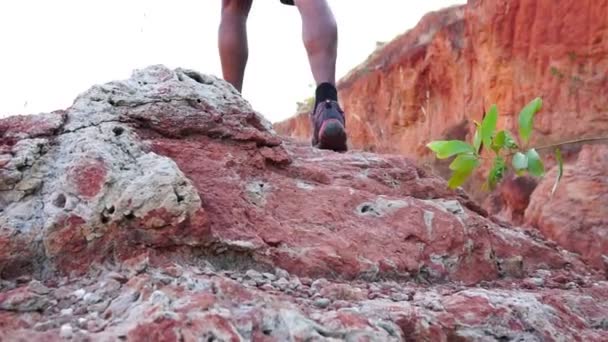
[2,66,608,340]
[3,262,608,341]
[275,0,608,195]
[525,144,608,269]
[0,66,270,277]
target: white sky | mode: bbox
[0,0,464,122]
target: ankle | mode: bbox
[314,82,338,110]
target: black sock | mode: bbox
[314,82,338,111]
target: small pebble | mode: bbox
[332,300,351,309]
[311,278,329,291]
[535,269,551,277]
[246,270,262,279]
[289,278,302,290]
[300,277,313,286]
[243,280,257,287]
[163,265,183,278]
[72,289,86,299]
[83,292,102,304]
[262,273,277,281]
[34,321,57,331]
[60,308,73,316]
[255,278,268,286]
[60,324,73,339]
[390,292,410,302]
[523,277,544,289]
[191,267,204,275]
[275,268,290,279]
[88,300,110,314]
[313,298,331,309]
[29,280,51,295]
[73,306,88,315]
[16,275,32,284]
[101,279,122,294]
[275,278,289,291]
[259,284,275,292]
[107,272,128,284]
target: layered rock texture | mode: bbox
[1,66,608,340]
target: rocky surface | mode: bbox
[275,0,608,199]
[3,261,608,341]
[1,65,608,340]
[525,144,608,270]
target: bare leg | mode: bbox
[294,0,338,86]
[218,0,253,92]
[294,0,345,152]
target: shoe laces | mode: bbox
[315,100,344,118]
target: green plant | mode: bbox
[427,98,563,194]
[296,96,315,113]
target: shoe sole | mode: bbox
[318,119,347,152]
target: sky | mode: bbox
[0,0,465,123]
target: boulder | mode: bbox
[526,144,608,269]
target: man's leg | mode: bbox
[294,0,337,86]
[218,0,253,92]
[294,0,347,151]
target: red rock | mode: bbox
[526,144,608,269]
[128,316,182,342]
[485,175,539,225]
[319,283,368,301]
[43,215,90,271]
[68,158,107,199]
[0,111,65,143]
[1,65,607,340]
[0,286,51,312]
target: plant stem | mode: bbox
[532,136,608,151]
[504,136,608,157]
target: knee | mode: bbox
[221,0,253,18]
[296,0,337,34]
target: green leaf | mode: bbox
[487,156,507,190]
[512,152,528,171]
[492,130,505,153]
[449,153,480,172]
[491,130,517,153]
[503,131,518,149]
[446,151,480,189]
[481,105,498,151]
[473,122,482,153]
[518,97,543,144]
[526,148,545,177]
[427,140,475,159]
[551,148,563,196]
[448,170,473,189]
